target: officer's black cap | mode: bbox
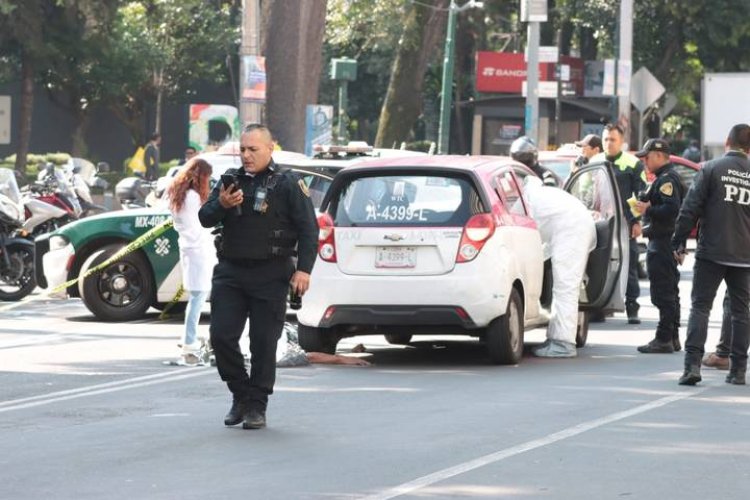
[635,138,671,157]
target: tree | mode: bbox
[375,0,448,148]
[0,0,47,174]
[263,0,327,152]
[101,0,239,146]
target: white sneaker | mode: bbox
[533,340,577,358]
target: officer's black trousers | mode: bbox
[209,260,290,410]
[626,237,641,304]
[646,237,680,342]
[685,258,750,368]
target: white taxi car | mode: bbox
[297,156,629,364]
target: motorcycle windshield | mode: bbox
[0,168,22,205]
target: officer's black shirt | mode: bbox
[673,150,750,265]
[198,161,318,274]
[642,162,684,239]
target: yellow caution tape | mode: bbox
[158,284,185,321]
[51,218,175,294]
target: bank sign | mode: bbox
[475,52,584,96]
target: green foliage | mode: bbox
[3,152,70,166]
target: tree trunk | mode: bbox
[70,112,89,158]
[264,0,327,152]
[375,1,448,148]
[154,67,164,135]
[15,55,34,175]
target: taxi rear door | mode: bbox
[564,161,628,313]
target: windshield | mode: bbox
[330,173,484,227]
[0,168,22,205]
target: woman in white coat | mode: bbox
[166,158,217,365]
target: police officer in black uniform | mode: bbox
[672,123,750,386]
[510,136,558,186]
[198,124,318,429]
[633,139,685,354]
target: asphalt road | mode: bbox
[1,256,749,500]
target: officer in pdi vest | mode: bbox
[591,123,647,324]
[198,124,318,429]
[633,139,685,354]
[672,124,750,386]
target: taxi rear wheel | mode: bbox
[575,310,590,348]
[298,324,337,354]
[78,244,154,322]
[486,288,524,365]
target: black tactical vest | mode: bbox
[221,168,298,261]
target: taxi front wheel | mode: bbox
[78,244,154,322]
[486,288,524,365]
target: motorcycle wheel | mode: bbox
[0,243,36,301]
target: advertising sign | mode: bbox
[520,0,548,22]
[304,105,333,157]
[188,104,241,151]
[602,59,617,96]
[476,52,552,93]
[242,55,267,103]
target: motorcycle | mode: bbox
[0,168,36,301]
[64,159,108,217]
[21,164,82,237]
[115,171,159,209]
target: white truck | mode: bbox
[702,73,750,159]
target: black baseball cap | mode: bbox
[575,134,602,149]
[635,138,671,157]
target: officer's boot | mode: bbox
[678,354,702,386]
[626,301,641,325]
[725,359,747,385]
[224,381,251,426]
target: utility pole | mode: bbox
[617,0,633,145]
[437,1,458,155]
[239,0,262,127]
[437,0,483,155]
[525,22,540,144]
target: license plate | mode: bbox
[375,246,417,268]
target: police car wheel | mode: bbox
[384,334,412,345]
[575,310,590,348]
[486,288,524,365]
[78,244,155,322]
[298,324,337,354]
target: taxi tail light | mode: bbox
[317,213,337,263]
[456,214,495,263]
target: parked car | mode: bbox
[35,145,427,321]
[296,155,629,364]
[35,150,334,321]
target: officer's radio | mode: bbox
[288,287,302,310]
[637,190,652,237]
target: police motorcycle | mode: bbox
[115,171,158,209]
[22,163,82,236]
[0,168,36,301]
[64,159,109,217]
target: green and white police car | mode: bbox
[35,145,426,322]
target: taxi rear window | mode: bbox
[330,173,484,227]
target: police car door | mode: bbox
[564,161,628,313]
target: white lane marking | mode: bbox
[0,369,212,413]
[361,387,709,500]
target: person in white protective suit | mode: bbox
[523,176,597,357]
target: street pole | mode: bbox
[618,0,633,145]
[338,80,349,144]
[437,1,458,155]
[524,21,540,145]
[239,0,262,128]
